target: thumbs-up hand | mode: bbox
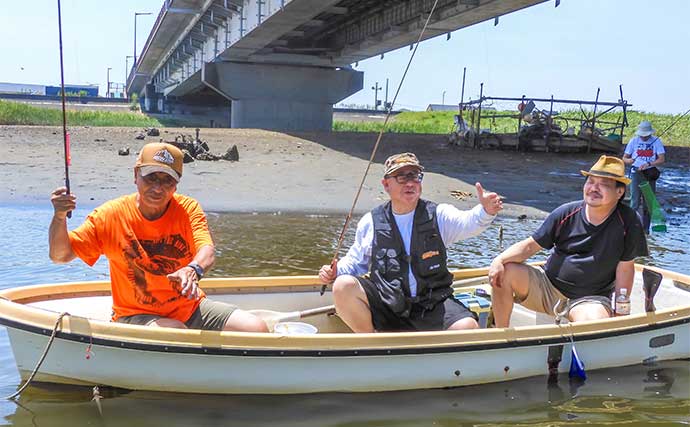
[476,182,503,215]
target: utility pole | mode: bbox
[442,90,446,105]
[106,67,112,98]
[371,81,381,110]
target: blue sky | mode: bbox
[1,0,688,114]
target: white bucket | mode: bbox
[274,321,318,335]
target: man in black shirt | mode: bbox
[488,156,648,327]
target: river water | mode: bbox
[0,174,689,425]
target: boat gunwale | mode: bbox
[0,264,688,355]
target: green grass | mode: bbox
[3,98,687,146]
[0,99,162,127]
[334,110,690,146]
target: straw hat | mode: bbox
[580,155,631,185]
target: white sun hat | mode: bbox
[636,121,656,137]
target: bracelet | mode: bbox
[187,262,204,280]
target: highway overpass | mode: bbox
[128,0,549,131]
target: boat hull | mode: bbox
[1,265,689,394]
[5,319,688,394]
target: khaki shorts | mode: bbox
[116,298,237,331]
[357,276,476,331]
[517,265,613,317]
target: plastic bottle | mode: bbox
[615,288,631,316]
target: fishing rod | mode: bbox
[321,0,441,295]
[657,107,690,138]
[57,0,72,219]
[629,108,690,163]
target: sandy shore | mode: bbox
[1,126,685,218]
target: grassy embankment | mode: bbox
[0,99,162,127]
[2,99,687,146]
[334,110,690,146]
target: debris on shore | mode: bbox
[133,128,238,162]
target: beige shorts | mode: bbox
[516,265,613,317]
[116,298,237,331]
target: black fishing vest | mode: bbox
[370,200,454,317]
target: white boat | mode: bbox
[0,265,688,394]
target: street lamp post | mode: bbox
[133,12,152,69]
[442,90,446,106]
[371,81,382,110]
[106,67,112,98]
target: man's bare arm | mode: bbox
[49,187,77,263]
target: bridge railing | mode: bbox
[127,0,170,89]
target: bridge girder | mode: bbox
[128,0,551,130]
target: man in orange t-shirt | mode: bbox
[49,142,268,332]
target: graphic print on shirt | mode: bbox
[635,142,654,159]
[121,233,192,307]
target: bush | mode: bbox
[129,93,140,112]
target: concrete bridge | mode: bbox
[128,0,548,131]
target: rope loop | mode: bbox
[3,312,70,400]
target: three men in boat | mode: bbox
[488,156,648,327]
[49,142,268,332]
[318,152,503,332]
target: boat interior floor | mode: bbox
[26,274,690,334]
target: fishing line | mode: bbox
[322,0,441,295]
[656,107,690,139]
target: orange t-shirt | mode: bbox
[69,193,213,322]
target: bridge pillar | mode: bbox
[202,62,363,131]
[144,83,160,113]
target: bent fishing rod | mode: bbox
[57,0,72,219]
[321,0,441,295]
[657,107,690,138]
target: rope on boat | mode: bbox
[322,0,441,295]
[3,312,70,400]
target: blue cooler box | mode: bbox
[454,289,492,328]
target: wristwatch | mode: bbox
[187,262,204,280]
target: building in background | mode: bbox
[0,82,99,97]
[0,82,46,95]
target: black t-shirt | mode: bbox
[532,200,649,299]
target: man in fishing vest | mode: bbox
[318,152,503,332]
[622,120,665,231]
[488,156,648,327]
[49,142,268,332]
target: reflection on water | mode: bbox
[207,212,689,278]
[3,361,688,427]
[0,190,689,425]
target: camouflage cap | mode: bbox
[383,152,424,176]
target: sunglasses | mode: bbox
[141,173,177,189]
[388,172,424,184]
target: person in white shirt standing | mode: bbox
[622,120,665,230]
[318,152,503,332]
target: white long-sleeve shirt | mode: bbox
[336,203,495,296]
